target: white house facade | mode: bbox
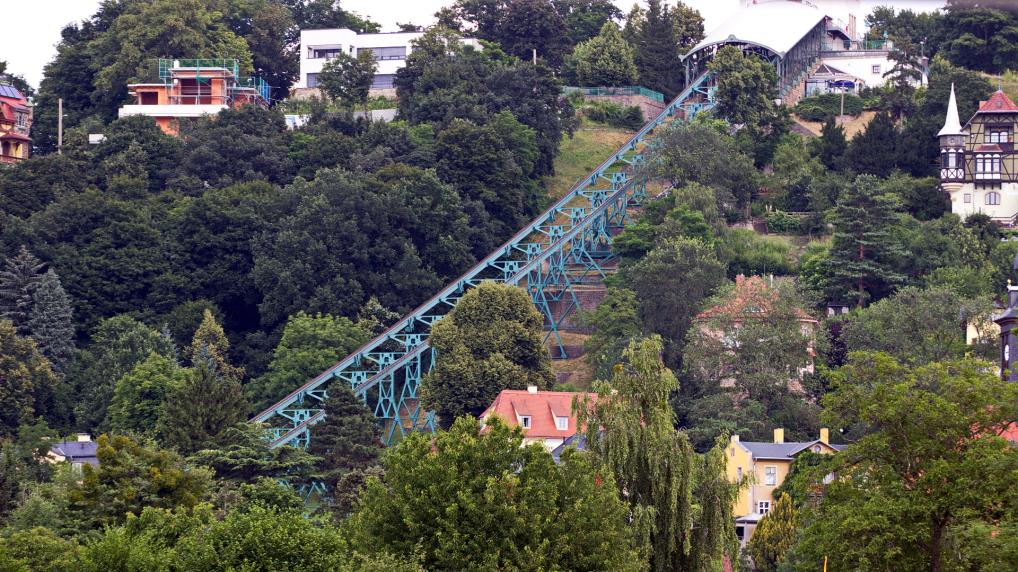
[296,29,480,96]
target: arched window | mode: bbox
[986,192,1001,205]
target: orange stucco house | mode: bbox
[118,59,269,136]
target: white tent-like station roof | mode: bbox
[683,1,828,60]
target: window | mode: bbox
[812,444,822,453]
[765,466,777,486]
[736,526,745,541]
[758,501,771,515]
[975,154,1001,177]
[520,416,531,429]
[370,74,395,89]
[737,467,743,480]
[986,129,1011,143]
[357,46,407,60]
[306,73,319,88]
[871,64,881,74]
[964,193,972,203]
[556,416,568,430]
[943,152,959,169]
[139,92,158,105]
[730,447,736,457]
[15,112,26,127]
[309,47,343,59]
[986,192,1001,205]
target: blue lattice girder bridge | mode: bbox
[251,71,717,451]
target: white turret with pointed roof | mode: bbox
[938,83,964,137]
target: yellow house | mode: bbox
[727,428,843,546]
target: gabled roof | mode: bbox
[50,440,99,466]
[0,84,25,101]
[977,90,1018,114]
[696,275,817,323]
[481,389,596,439]
[739,439,844,460]
[684,1,827,61]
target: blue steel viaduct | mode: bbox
[251,8,831,489]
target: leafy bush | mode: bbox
[763,210,806,234]
[794,93,864,121]
[576,99,645,130]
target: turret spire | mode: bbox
[938,83,964,137]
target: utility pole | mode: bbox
[532,48,537,65]
[57,98,63,154]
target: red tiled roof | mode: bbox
[975,144,1003,153]
[696,275,817,323]
[978,90,1018,113]
[481,389,597,438]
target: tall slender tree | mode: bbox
[827,174,906,306]
[0,247,45,335]
[846,111,899,177]
[747,492,797,572]
[578,336,740,570]
[635,0,682,98]
[186,309,243,382]
[26,270,74,375]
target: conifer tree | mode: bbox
[157,360,249,455]
[308,383,381,490]
[26,270,74,375]
[827,174,906,306]
[186,309,243,382]
[817,116,847,170]
[846,111,898,177]
[0,321,58,438]
[747,492,797,572]
[635,0,682,98]
[0,246,45,335]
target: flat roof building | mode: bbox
[296,28,479,97]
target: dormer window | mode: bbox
[556,416,568,430]
[520,416,531,429]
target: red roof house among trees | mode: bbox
[480,386,596,451]
[0,83,31,164]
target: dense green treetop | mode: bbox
[421,282,554,427]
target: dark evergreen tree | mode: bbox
[826,175,906,306]
[846,111,898,177]
[635,0,682,98]
[817,116,847,170]
[308,383,381,490]
[26,270,74,375]
[157,360,249,455]
[0,246,45,335]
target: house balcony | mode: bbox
[118,103,229,120]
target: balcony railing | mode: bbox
[159,58,240,79]
[563,86,665,103]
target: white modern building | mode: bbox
[296,29,480,97]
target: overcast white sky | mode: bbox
[2,0,945,89]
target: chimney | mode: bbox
[819,428,829,444]
[773,428,784,444]
[527,385,538,394]
[731,434,740,443]
[77,433,91,443]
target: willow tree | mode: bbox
[578,336,740,571]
